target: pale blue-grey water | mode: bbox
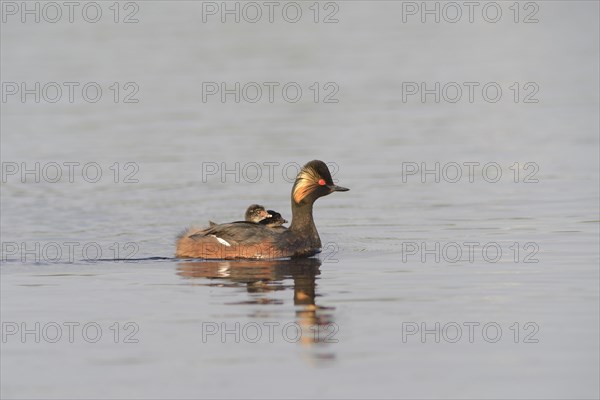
[1,1,599,399]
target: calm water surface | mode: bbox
[1,2,599,399]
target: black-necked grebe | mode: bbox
[175,160,348,259]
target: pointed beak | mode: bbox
[329,185,349,192]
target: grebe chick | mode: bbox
[259,210,288,228]
[245,204,271,223]
[208,204,271,227]
[175,160,348,259]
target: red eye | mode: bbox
[318,179,326,186]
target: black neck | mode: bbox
[289,200,321,245]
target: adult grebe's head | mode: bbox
[245,204,271,223]
[292,160,349,206]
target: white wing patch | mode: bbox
[217,265,230,277]
[210,235,231,247]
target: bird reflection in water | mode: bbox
[176,257,336,352]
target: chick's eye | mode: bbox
[318,179,326,186]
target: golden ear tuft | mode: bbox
[293,180,316,204]
[292,168,319,203]
[292,161,334,204]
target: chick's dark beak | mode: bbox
[329,185,349,192]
